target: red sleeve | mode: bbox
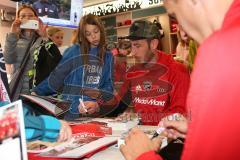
[167,63,190,117]
[136,151,163,160]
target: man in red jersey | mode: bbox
[120,0,240,160]
[114,20,190,126]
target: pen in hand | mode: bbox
[79,98,88,113]
[151,127,165,139]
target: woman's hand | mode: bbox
[36,18,48,38]
[11,18,21,34]
[78,101,100,114]
[58,120,72,142]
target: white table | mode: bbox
[84,145,125,160]
[84,125,160,160]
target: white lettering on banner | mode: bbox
[83,0,164,16]
[133,97,166,106]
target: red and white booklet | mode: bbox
[37,135,118,159]
[27,122,117,159]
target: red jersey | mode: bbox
[137,0,240,159]
[118,51,190,125]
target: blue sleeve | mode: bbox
[99,52,114,101]
[32,78,55,95]
[23,106,61,142]
[33,45,80,95]
[0,101,9,107]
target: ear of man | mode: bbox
[150,39,159,51]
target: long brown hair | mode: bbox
[78,14,106,65]
[70,29,78,44]
[17,5,38,19]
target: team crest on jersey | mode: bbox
[135,84,142,93]
[143,81,152,91]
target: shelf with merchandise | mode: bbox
[115,24,131,29]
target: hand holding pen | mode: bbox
[154,117,188,140]
[120,127,163,160]
[78,98,88,114]
[151,127,166,139]
[78,98,100,114]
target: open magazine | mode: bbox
[27,119,167,159]
[28,122,117,159]
[38,136,118,158]
[27,119,138,159]
[20,94,70,118]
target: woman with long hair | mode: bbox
[33,14,114,119]
[4,5,62,95]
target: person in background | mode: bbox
[175,25,190,63]
[118,39,132,56]
[54,29,79,56]
[4,5,62,99]
[47,26,67,54]
[47,26,64,47]
[175,25,198,71]
[112,20,190,126]
[32,14,114,120]
[120,0,240,159]
[3,5,47,95]
[110,43,118,56]
[114,40,131,82]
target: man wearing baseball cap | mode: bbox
[115,20,190,126]
[121,0,240,160]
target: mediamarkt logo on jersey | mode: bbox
[133,97,166,106]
